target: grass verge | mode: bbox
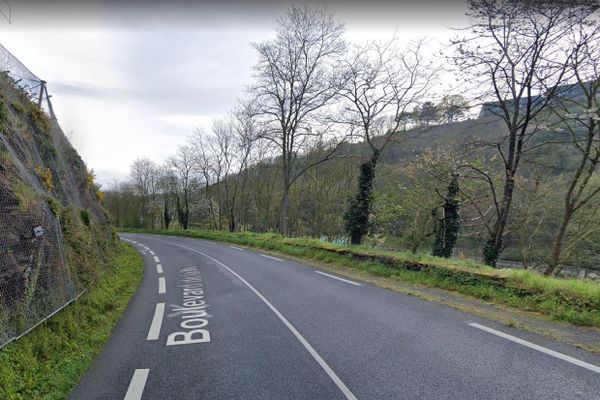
[0,242,143,400]
[120,228,600,328]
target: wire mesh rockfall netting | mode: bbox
[0,43,43,103]
[0,42,81,348]
[0,193,77,348]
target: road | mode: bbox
[71,233,600,399]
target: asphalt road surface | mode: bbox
[71,233,600,399]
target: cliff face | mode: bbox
[0,71,114,341]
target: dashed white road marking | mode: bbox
[469,323,600,374]
[315,271,362,286]
[154,238,357,400]
[124,369,149,400]
[158,277,166,294]
[147,303,165,341]
[149,250,155,255]
[156,264,163,274]
[153,256,160,263]
[260,254,284,262]
[228,245,243,251]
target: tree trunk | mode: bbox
[546,118,595,276]
[432,174,460,258]
[344,151,379,245]
[483,175,515,267]
[545,210,571,276]
[281,186,290,236]
[280,140,291,236]
[183,190,189,230]
[228,211,236,232]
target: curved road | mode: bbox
[71,233,600,399]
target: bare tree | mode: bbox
[228,102,259,231]
[547,24,600,275]
[129,158,159,228]
[450,0,597,266]
[169,145,195,229]
[339,39,434,244]
[189,129,222,229]
[157,165,179,230]
[250,4,346,235]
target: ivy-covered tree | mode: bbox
[163,198,171,229]
[432,174,461,258]
[176,195,188,230]
[344,151,379,244]
[340,39,434,245]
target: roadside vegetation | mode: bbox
[0,243,143,400]
[105,2,600,278]
[121,228,600,328]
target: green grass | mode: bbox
[0,242,143,400]
[121,228,600,328]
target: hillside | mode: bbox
[0,71,115,345]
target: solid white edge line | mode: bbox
[315,271,362,286]
[228,245,243,251]
[469,322,600,374]
[153,256,160,263]
[155,239,357,400]
[156,264,163,274]
[260,253,284,262]
[147,303,165,341]
[124,368,149,400]
[158,277,166,294]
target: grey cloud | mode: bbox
[50,81,120,98]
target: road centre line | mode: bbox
[154,238,357,400]
[158,277,166,294]
[153,256,160,263]
[147,303,165,341]
[123,369,149,400]
[469,323,600,374]
[314,271,362,286]
[156,264,163,274]
[260,254,284,262]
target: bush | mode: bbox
[46,197,60,216]
[79,209,90,227]
[34,165,54,192]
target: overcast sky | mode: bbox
[0,0,469,186]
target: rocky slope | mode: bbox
[0,71,114,343]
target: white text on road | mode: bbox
[155,239,357,400]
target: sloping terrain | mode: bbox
[0,71,115,343]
